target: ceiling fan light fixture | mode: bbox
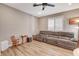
[42,6,45,10]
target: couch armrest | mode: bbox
[71,38,78,42]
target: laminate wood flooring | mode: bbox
[1,40,73,56]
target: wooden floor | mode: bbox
[1,40,73,56]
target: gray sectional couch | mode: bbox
[33,31,77,50]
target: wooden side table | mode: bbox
[27,37,32,42]
[21,35,27,44]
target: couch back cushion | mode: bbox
[40,31,74,38]
[60,32,74,38]
[40,31,59,36]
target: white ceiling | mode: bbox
[5,3,79,17]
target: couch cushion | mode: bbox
[46,38,58,46]
[40,31,74,38]
[60,32,74,38]
[46,36,59,40]
[57,39,77,50]
[59,36,71,40]
[47,35,59,38]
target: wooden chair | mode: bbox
[11,35,19,47]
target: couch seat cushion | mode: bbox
[46,36,59,40]
[59,36,71,40]
[57,38,77,50]
[46,38,58,46]
[47,35,59,38]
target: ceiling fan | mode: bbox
[33,3,55,10]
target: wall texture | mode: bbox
[0,4,38,41]
[38,17,48,31]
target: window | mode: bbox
[48,17,54,31]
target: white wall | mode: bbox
[0,4,38,41]
[39,9,79,40]
[38,17,48,31]
[63,9,79,41]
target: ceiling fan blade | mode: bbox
[33,3,42,7]
[47,4,55,7]
[33,3,55,11]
